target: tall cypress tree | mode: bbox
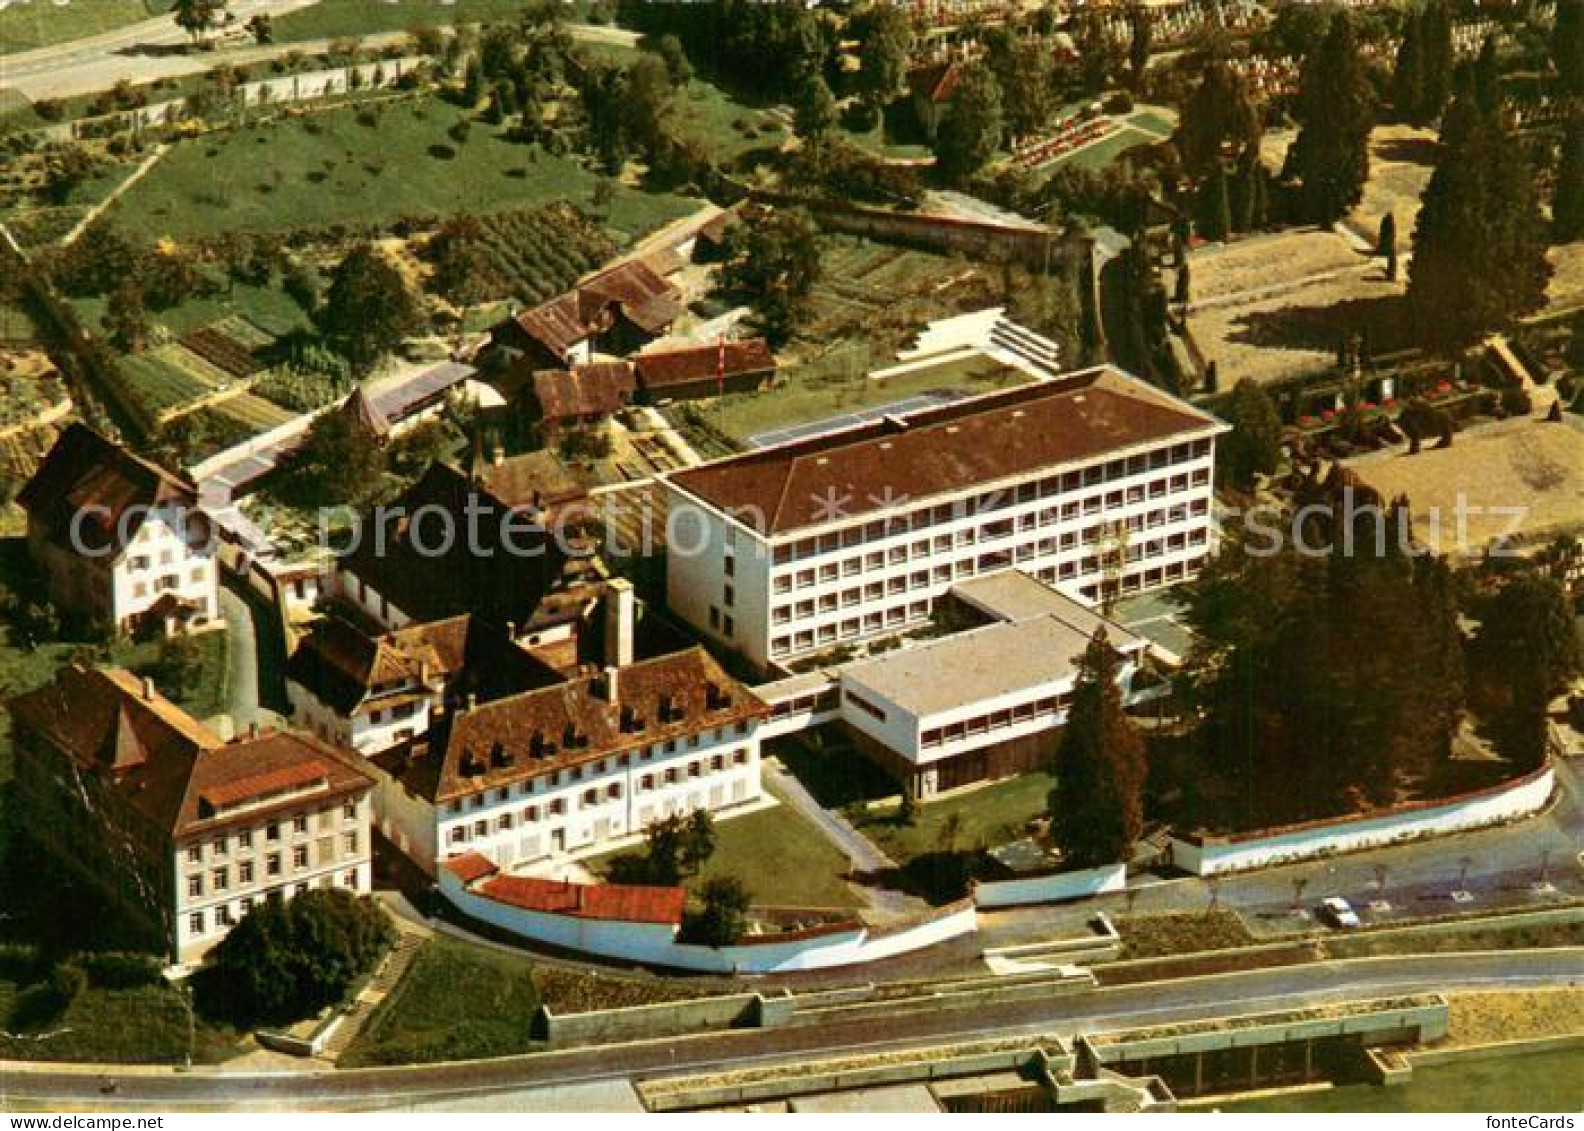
[1555,113,1584,243]
[1199,161,1233,241]
[1393,5,1425,122]
[1408,91,1553,349]
[1555,0,1584,98]
[1472,33,1503,116]
[1049,631,1148,869]
[1420,0,1455,121]
[1289,11,1375,224]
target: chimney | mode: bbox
[491,444,505,467]
[248,721,260,739]
[600,664,619,704]
[604,577,635,669]
[506,621,518,642]
[466,692,477,712]
[141,676,155,700]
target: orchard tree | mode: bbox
[105,281,150,353]
[1049,631,1148,869]
[319,243,423,374]
[173,0,227,44]
[1287,11,1375,224]
[933,61,1002,183]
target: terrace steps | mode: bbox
[320,927,425,1062]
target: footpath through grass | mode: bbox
[108,94,697,243]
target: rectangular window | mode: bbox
[239,861,254,885]
[292,846,308,870]
[188,875,203,898]
[212,867,228,892]
[344,831,358,853]
[267,853,282,876]
[189,911,204,935]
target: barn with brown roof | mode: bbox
[634,339,777,402]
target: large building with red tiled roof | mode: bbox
[285,613,561,757]
[634,339,777,402]
[489,259,683,372]
[18,424,218,636]
[9,665,375,961]
[367,646,769,876]
[663,363,1227,672]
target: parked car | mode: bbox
[1318,896,1362,928]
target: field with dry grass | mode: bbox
[1444,989,1584,1049]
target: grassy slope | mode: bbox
[0,0,169,56]
[108,95,696,243]
[338,936,540,1067]
[0,979,240,1064]
[271,0,588,42]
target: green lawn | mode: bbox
[856,772,1056,864]
[339,937,541,1067]
[0,0,169,55]
[0,976,240,1063]
[271,0,594,43]
[587,790,862,910]
[1044,125,1155,172]
[689,349,1027,446]
[107,94,698,243]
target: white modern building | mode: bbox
[368,647,770,875]
[18,424,218,636]
[832,570,1156,796]
[663,364,1227,674]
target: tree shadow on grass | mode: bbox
[1373,136,1440,167]
[1226,293,1418,356]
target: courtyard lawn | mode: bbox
[1043,125,1155,172]
[587,789,862,910]
[0,0,169,55]
[856,772,1056,864]
[339,937,541,1067]
[106,95,697,243]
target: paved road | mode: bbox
[3,12,635,101]
[216,584,260,733]
[3,950,1579,1111]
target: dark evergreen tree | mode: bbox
[716,207,822,344]
[1049,631,1148,868]
[1393,5,1425,121]
[1408,92,1553,349]
[1555,0,1584,97]
[1288,11,1375,224]
[1554,113,1584,243]
[793,71,838,139]
[853,2,911,109]
[1378,210,1399,279]
[932,61,1003,182]
[1128,5,1153,90]
[1198,161,1232,242]
[1472,33,1503,115]
[1220,378,1282,489]
[679,876,751,946]
[1469,573,1581,766]
[1419,0,1455,120]
[1176,57,1260,177]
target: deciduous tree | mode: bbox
[933,61,1002,182]
[319,243,423,374]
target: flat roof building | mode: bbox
[663,362,1226,674]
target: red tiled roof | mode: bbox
[668,366,1227,536]
[8,665,373,839]
[199,759,328,811]
[578,259,681,335]
[479,874,686,925]
[634,339,776,392]
[532,362,635,422]
[513,293,588,359]
[389,647,769,805]
[18,424,200,557]
[442,851,499,885]
[908,60,961,105]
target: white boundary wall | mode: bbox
[1169,761,1557,876]
[438,868,977,974]
[973,862,1127,908]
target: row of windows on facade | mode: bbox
[918,692,1080,748]
[767,443,1214,565]
[130,567,207,599]
[186,832,359,897]
[439,725,754,813]
[767,543,1208,658]
[187,871,360,936]
[772,482,1211,593]
[772,519,1211,622]
[443,750,752,843]
[184,803,361,864]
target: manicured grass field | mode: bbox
[108,95,697,243]
[856,772,1056,865]
[587,789,862,910]
[271,0,580,43]
[339,937,541,1067]
[0,0,169,55]
[1043,126,1155,172]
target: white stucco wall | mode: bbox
[1169,763,1557,876]
[973,862,1128,908]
